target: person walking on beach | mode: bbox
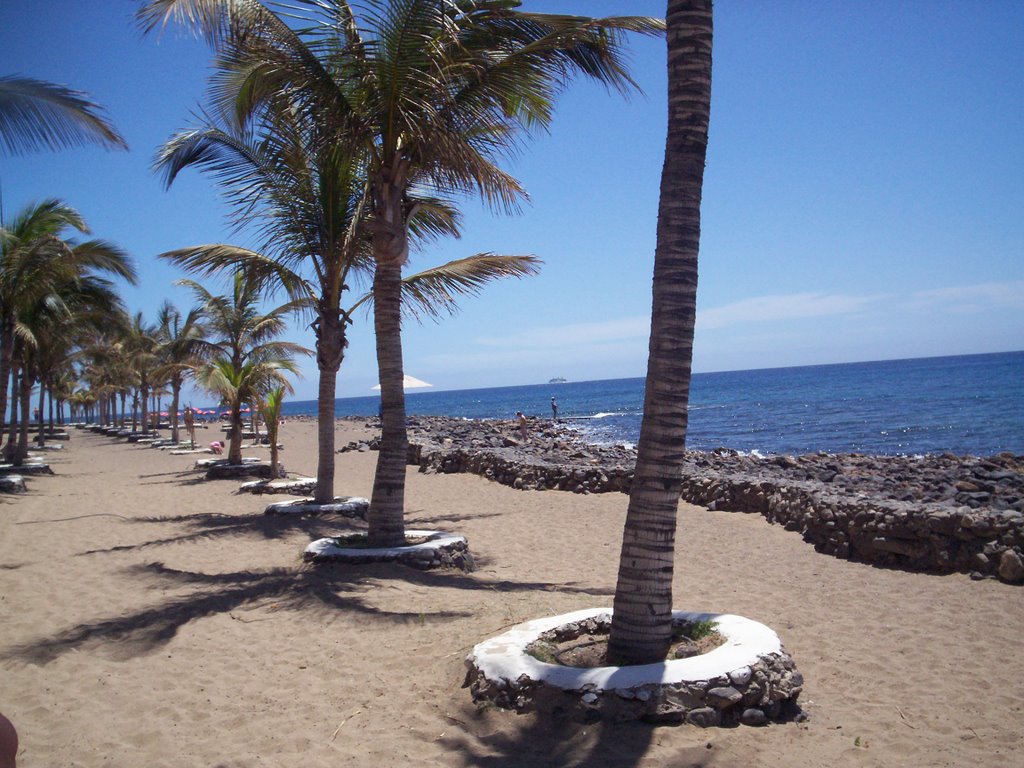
[184,406,196,448]
[551,397,559,422]
[516,411,528,441]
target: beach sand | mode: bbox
[1,421,1022,767]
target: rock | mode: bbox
[998,549,1024,583]
[740,708,767,726]
[686,707,721,728]
[706,686,743,709]
[672,639,699,659]
[728,666,753,686]
[395,416,1024,582]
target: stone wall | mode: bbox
[397,418,1024,584]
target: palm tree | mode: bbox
[1,200,84,441]
[606,0,713,666]
[10,247,130,460]
[0,200,135,459]
[257,384,286,478]
[152,104,373,503]
[0,75,125,155]
[139,0,662,547]
[196,353,297,466]
[123,311,161,434]
[184,271,309,464]
[146,25,540,508]
[153,301,207,444]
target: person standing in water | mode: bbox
[550,397,559,421]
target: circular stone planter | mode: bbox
[264,496,369,517]
[205,462,281,480]
[304,529,474,571]
[0,474,27,493]
[465,608,803,726]
[240,477,317,496]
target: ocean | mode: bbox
[280,351,1024,457]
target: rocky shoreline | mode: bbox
[338,415,1024,583]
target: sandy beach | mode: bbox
[1,420,1022,767]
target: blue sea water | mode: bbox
[281,351,1024,456]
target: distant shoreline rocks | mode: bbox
[336,415,1024,584]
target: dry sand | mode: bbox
[1,421,1022,767]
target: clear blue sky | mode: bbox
[2,1,1022,402]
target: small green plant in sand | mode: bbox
[676,619,718,642]
[526,640,558,664]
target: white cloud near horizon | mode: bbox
[695,291,889,330]
[904,281,1024,312]
[475,316,652,349]
[463,280,1022,359]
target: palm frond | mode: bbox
[160,243,313,305]
[351,252,540,321]
[0,75,127,155]
[70,239,138,284]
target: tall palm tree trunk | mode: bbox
[0,319,14,440]
[227,398,244,464]
[169,377,182,444]
[36,381,46,446]
[313,309,345,504]
[269,428,280,478]
[140,383,150,434]
[5,365,20,462]
[607,0,712,666]
[314,365,339,503]
[368,261,408,548]
[15,369,33,465]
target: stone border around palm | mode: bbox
[0,474,26,493]
[304,529,473,572]
[239,477,316,496]
[0,461,52,475]
[264,496,368,517]
[204,461,281,480]
[465,608,803,726]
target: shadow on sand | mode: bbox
[1,559,471,665]
[435,703,721,768]
[4,508,614,667]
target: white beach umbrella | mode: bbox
[372,374,433,392]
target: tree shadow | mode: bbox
[74,511,617,601]
[0,560,471,666]
[76,510,353,554]
[409,510,505,525]
[437,705,719,768]
[136,469,200,479]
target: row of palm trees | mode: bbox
[0,200,137,464]
[3,1,716,669]
[136,0,663,551]
[0,199,302,471]
[74,271,305,467]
